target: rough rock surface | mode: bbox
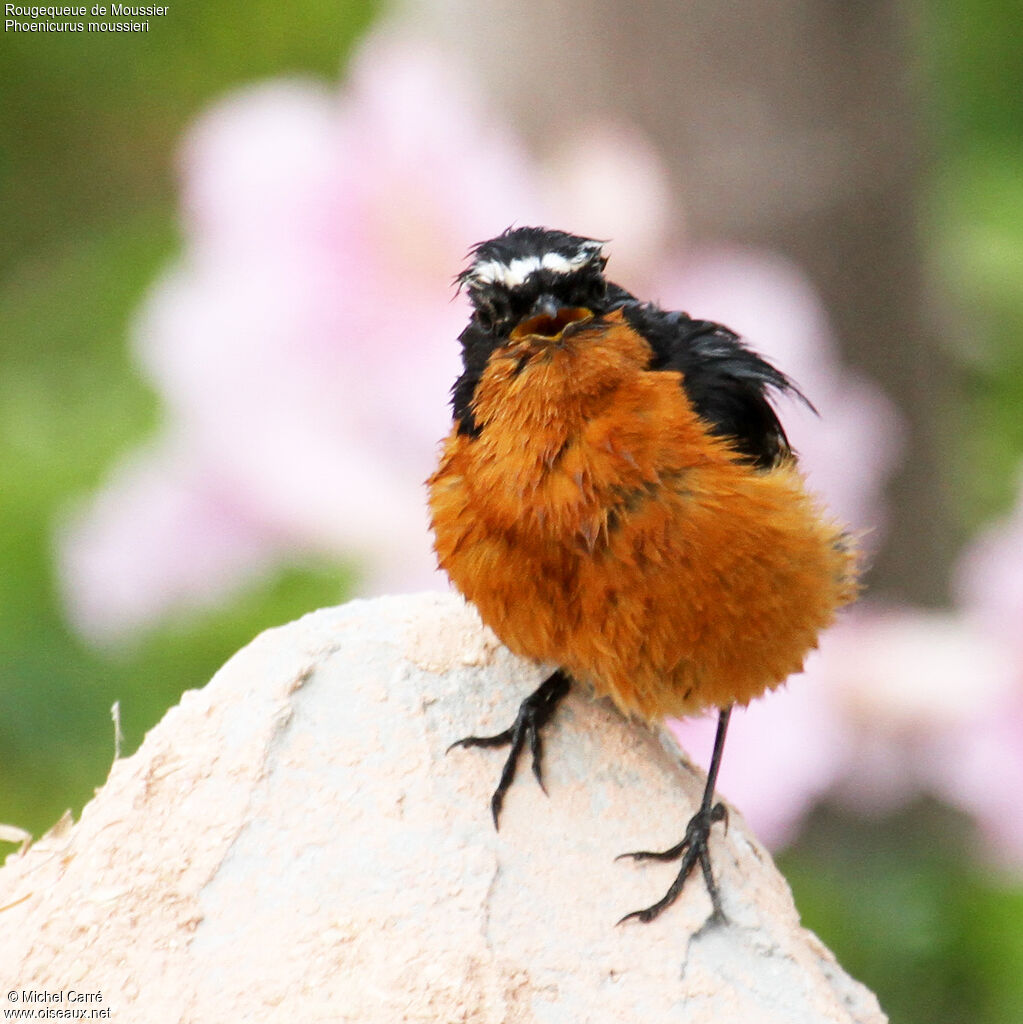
[0,593,887,1023]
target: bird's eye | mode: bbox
[475,294,511,332]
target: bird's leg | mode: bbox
[447,669,571,829]
[617,705,733,925]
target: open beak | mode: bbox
[510,298,594,342]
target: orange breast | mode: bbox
[428,313,857,721]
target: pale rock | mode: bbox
[0,592,887,1023]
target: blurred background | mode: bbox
[2,1,1023,1019]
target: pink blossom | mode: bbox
[58,34,542,641]
[58,438,287,633]
[821,607,1015,810]
[936,696,1023,869]
[671,602,1021,856]
[669,670,850,850]
[955,470,1023,666]
[828,603,1023,871]
[947,472,1023,866]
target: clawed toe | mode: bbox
[616,803,728,925]
[446,669,570,829]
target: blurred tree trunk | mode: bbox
[407,0,958,606]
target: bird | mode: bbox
[427,225,858,925]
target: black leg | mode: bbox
[617,704,733,925]
[447,669,571,829]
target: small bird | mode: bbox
[428,226,858,924]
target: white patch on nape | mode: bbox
[470,244,603,289]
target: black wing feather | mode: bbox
[624,302,811,469]
[451,320,495,437]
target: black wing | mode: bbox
[451,319,496,437]
[623,302,811,469]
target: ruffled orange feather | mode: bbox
[428,310,857,722]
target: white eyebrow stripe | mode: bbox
[471,255,542,287]
[469,246,602,288]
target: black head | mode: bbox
[457,226,620,337]
[451,227,637,436]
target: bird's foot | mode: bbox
[447,669,570,829]
[616,801,728,924]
